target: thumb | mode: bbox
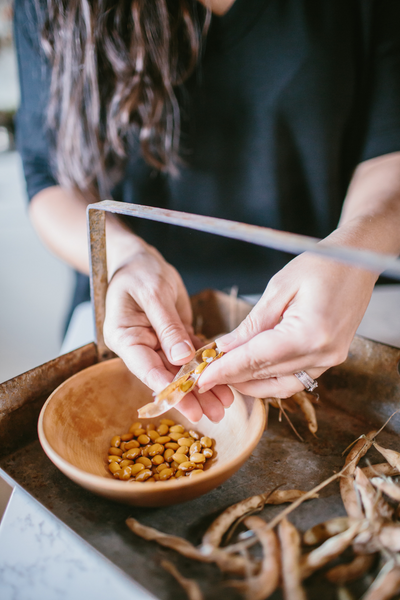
[216,288,290,352]
[146,296,195,365]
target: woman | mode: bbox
[14,0,400,422]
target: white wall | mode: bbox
[0,17,73,383]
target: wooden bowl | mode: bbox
[38,358,265,507]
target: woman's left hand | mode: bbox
[197,251,377,399]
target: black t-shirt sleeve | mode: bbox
[361,0,400,162]
[13,0,57,201]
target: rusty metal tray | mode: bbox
[1,201,400,599]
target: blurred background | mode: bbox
[1,0,400,386]
[0,0,73,383]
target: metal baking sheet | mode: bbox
[1,291,400,599]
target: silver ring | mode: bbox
[294,370,318,392]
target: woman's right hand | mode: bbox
[103,244,233,422]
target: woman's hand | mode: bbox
[103,245,233,422]
[197,251,377,398]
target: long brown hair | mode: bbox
[40,0,210,199]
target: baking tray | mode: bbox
[1,201,400,599]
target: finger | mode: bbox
[233,367,323,398]
[175,393,204,423]
[175,281,194,329]
[233,375,304,399]
[116,343,174,392]
[211,385,234,408]
[199,328,307,392]
[216,283,293,352]
[143,294,196,366]
[192,389,225,423]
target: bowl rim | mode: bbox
[38,358,266,494]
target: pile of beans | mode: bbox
[107,419,214,482]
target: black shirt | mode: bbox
[14,0,400,309]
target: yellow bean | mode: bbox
[125,447,142,460]
[121,432,134,441]
[160,418,175,426]
[119,466,132,480]
[171,461,180,469]
[190,442,202,455]
[119,459,134,468]
[137,434,151,445]
[164,449,175,463]
[135,469,153,482]
[147,477,156,482]
[147,430,160,442]
[120,442,127,452]
[124,440,140,450]
[136,457,152,468]
[179,461,196,472]
[195,361,208,374]
[152,454,165,465]
[157,424,169,436]
[169,424,185,433]
[130,463,145,476]
[148,443,164,457]
[175,469,184,478]
[108,455,122,463]
[109,462,121,474]
[159,468,174,481]
[179,380,194,393]
[146,423,156,431]
[155,436,171,445]
[178,438,193,447]
[109,447,123,456]
[141,444,152,457]
[189,430,200,440]
[156,463,169,473]
[129,421,142,432]
[188,469,204,477]
[172,453,188,465]
[191,453,206,464]
[165,442,179,450]
[200,436,212,448]
[168,432,183,442]
[202,348,216,360]
[176,446,189,455]
[110,435,121,448]
[132,428,146,437]
[153,474,161,481]
[203,448,213,459]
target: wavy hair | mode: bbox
[40,0,210,199]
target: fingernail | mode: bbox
[216,331,236,347]
[198,387,209,395]
[171,341,193,361]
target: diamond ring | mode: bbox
[294,370,318,393]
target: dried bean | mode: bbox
[125,440,140,450]
[148,443,164,456]
[108,455,122,463]
[109,447,123,456]
[200,437,212,448]
[157,424,169,436]
[129,421,142,432]
[154,436,171,444]
[136,434,150,445]
[135,469,153,482]
[130,463,146,476]
[136,457,152,468]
